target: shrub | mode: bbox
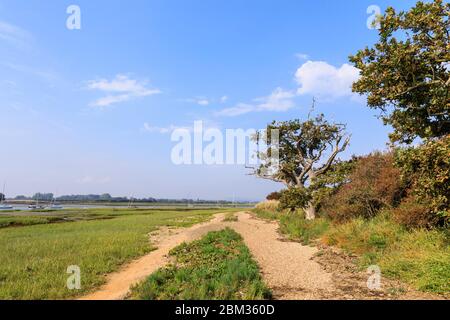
[266,192,281,201]
[322,152,405,221]
[278,187,311,212]
[392,196,441,229]
[395,135,450,226]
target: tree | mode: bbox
[350,0,450,144]
[395,135,450,225]
[251,114,350,220]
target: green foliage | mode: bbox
[278,187,311,212]
[130,228,271,300]
[395,135,450,225]
[350,0,450,143]
[253,114,349,189]
[312,157,358,210]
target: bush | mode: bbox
[395,135,450,226]
[322,152,405,222]
[392,196,441,229]
[266,192,281,201]
[278,187,311,212]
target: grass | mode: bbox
[323,214,450,294]
[253,207,450,295]
[252,208,279,221]
[0,208,238,300]
[223,212,238,222]
[279,214,330,245]
[130,228,271,300]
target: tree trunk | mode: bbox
[304,202,316,220]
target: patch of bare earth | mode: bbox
[80,211,444,300]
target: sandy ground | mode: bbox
[80,211,442,300]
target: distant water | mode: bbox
[0,203,253,214]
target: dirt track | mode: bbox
[80,212,440,300]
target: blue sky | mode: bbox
[0,0,423,200]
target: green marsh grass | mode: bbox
[0,208,237,299]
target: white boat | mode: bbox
[28,204,45,210]
[29,194,45,210]
[47,193,63,210]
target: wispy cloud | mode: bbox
[184,97,211,106]
[0,20,32,48]
[1,62,58,82]
[87,74,161,108]
[216,88,295,117]
[295,53,309,60]
[183,95,229,106]
[295,61,360,100]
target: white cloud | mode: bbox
[295,61,360,100]
[295,53,309,60]
[215,103,255,117]
[216,88,295,117]
[197,99,210,106]
[87,74,161,107]
[220,96,228,103]
[183,97,211,106]
[0,20,32,48]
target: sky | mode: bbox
[0,0,424,201]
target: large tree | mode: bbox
[251,114,350,220]
[350,0,449,144]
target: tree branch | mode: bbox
[315,136,350,176]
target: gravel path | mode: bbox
[80,211,440,300]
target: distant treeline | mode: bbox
[12,193,248,204]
